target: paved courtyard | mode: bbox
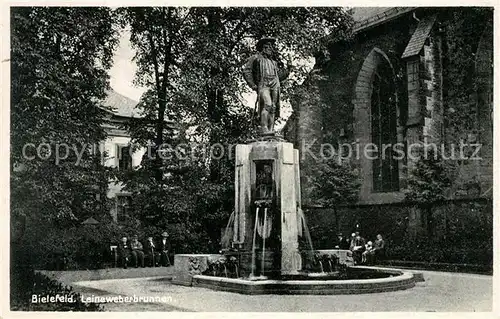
[69,270,492,312]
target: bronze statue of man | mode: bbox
[243,37,291,135]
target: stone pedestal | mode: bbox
[233,140,302,276]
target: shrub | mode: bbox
[16,217,217,270]
[387,240,493,265]
[305,199,492,266]
[21,221,126,270]
[11,269,103,311]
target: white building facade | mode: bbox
[101,90,146,223]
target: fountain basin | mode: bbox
[190,266,417,295]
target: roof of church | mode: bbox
[352,7,417,32]
[102,89,139,118]
[402,14,437,58]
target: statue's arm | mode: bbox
[243,55,258,90]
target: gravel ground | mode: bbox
[70,270,492,312]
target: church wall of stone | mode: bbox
[441,14,493,199]
[285,10,493,207]
[288,15,414,205]
[474,20,494,195]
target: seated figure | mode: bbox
[362,241,374,264]
[350,232,366,265]
[373,234,386,262]
[159,231,171,267]
[117,236,131,269]
[130,235,145,268]
[335,233,351,250]
[144,236,160,267]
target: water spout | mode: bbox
[261,207,267,277]
[224,264,228,278]
[250,207,260,278]
[297,208,314,252]
[328,260,333,273]
[319,260,324,273]
[221,210,236,249]
[297,207,315,268]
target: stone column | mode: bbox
[234,144,252,249]
[278,143,301,275]
[294,149,301,207]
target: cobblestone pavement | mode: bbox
[71,270,492,312]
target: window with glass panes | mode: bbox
[371,61,399,192]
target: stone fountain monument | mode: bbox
[231,36,303,279]
[171,37,421,294]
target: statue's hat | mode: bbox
[256,37,277,51]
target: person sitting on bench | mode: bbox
[144,236,160,267]
[373,234,386,262]
[130,235,145,268]
[350,232,366,265]
[117,236,131,269]
[159,231,171,267]
[362,241,374,264]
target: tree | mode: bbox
[310,156,361,235]
[404,146,453,236]
[11,7,119,229]
[10,6,120,306]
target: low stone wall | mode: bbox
[172,254,222,286]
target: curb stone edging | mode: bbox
[190,266,417,295]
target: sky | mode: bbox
[108,30,144,101]
[108,31,310,128]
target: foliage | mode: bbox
[404,146,453,204]
[11,269,103,311]
[118,7,354,153]
[18,217,122,270]
[117,7,354,252]
[310,158,361,208]
[439,8,493,195]
[388,240,492,265]
[306,198,492,265]
[11,7,119,224]
[441,8,493,143]
[204,256,239,278]
[404,145,454,235]
[121,148,237,253]
[10,8,120,307]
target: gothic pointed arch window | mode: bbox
[371,60,399,192]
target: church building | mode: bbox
[284,7,493,243]
[285,7,493,205]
